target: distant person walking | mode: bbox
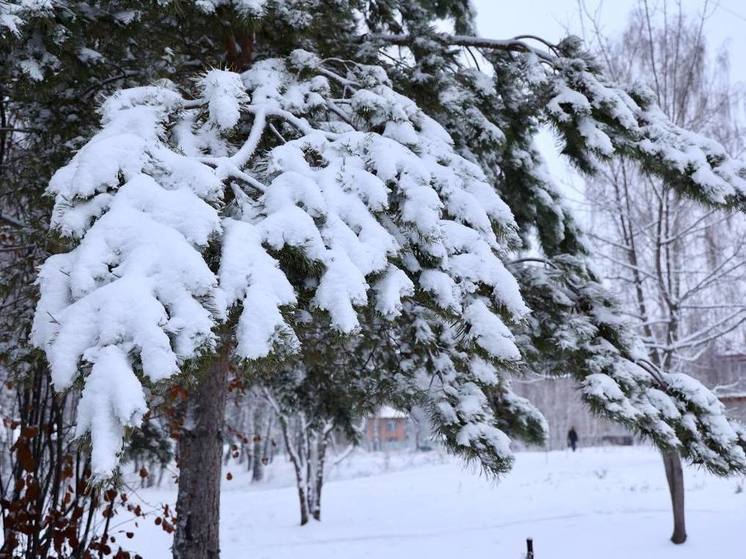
[567,427,579,452]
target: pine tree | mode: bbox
[2,1,746,557]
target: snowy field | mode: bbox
[120,446,745,558]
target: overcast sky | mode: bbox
[473,0,746,83]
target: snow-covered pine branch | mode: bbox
[0,0,52,37]
[370,31,746,211]
[32,53,527,475]
[513,256,746,475]
[374,27,746,475]
[543,37,746,210]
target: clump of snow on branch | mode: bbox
[0,0,53,36]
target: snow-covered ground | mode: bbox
[119,446,745,558]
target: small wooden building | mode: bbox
[365,406,411,451]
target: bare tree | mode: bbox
[579,0,746,544]
[224,386,275,479]
[262,389,333,525]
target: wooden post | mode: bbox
[526,538,534,559]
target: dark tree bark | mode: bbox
[662,449,687,544]
[251,433,264,483]
[173,348,231,559]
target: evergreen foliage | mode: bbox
[1,0,744,482]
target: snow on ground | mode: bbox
[119,446,745,558]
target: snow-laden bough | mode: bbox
[32,54,528,475]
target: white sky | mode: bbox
[471,0,746,221]
[473,0,746,83]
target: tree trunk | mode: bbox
[662,449,687,544]
[173,349,230,559]
[251,433,264,482]
[277,413,309,525]
[263,414,274,463]
[311,433,328,521]
[303,425,312,522]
